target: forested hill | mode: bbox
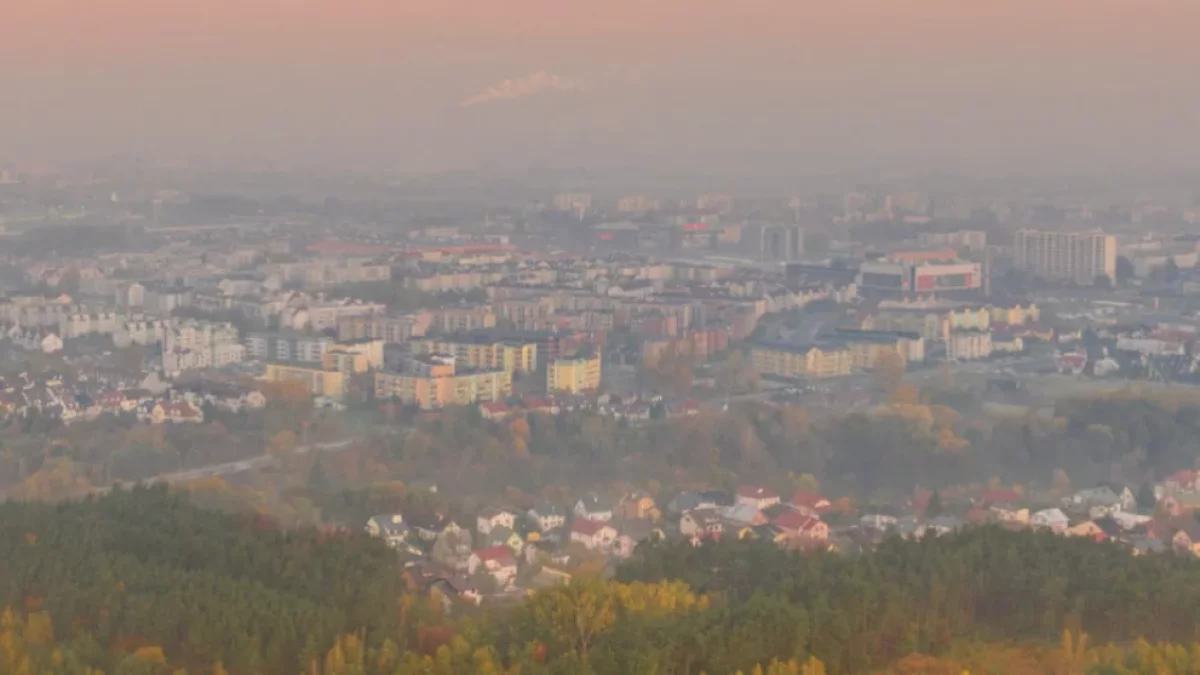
[9,489,1200,674]
[617,531,1200,673]
[0,486,405,675]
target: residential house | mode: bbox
[411,513,460,542]
[430,527,474,572]
[1062,486,1134,517]
[527,502,567,533]
[479,526,524,556]
[365,514,410,548]
[468,546,519,588]
[477,507,517,535]
[1111,511,1152,531]
[479,401,512,421]
[617,490,661,521]
[523,396,562,415]
[1091,517,1126,541]
[666,490,734,516]
[991,507,1030,525]
[574,493,614,522]
[1162,470,1200,497]
[679,508,725,539]
[612,520,664,558]
[736,485,781,510]
[1172,523,1200,557]
[859,514,899,531]
[146,400,203,424]
[925,516,965,536]
[790,491,831,513]
[773,511,829,541]
[980,490,1023,507]
[569,518,618,552]
[1031,508,1069,533]
[718,503,768,528]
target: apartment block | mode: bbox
[161,319,244,374]
[831,329,926,368]
[374,356,511,410]
[322,339,384,373]
[246,332,335,363]
[988,302,1039,327]
[1013,229,1117,285]
[264,363,348,398]
[546,352,602,394]
[945,331,993,361]
[410,335,539,375]
[337,313,431,344]
[426,306,497,333]
[750,342,853,380]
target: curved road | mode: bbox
[92,438,357,494]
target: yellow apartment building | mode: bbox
[264,363,347,398]
[750,343,853,380]
[988,302,1040,326]
[374,358,512,410]
[410,337,538,375]
[546,353,602,394]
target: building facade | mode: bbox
[374,356,511,409]
[547,353,602,394]
[1013,229,1117,285]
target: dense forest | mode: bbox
[9,489,1200,674]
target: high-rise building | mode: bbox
[1013,229,1116,285]
[743,223,804,261]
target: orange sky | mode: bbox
[3,0,1199,171]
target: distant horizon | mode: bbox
[4,0,1200,173]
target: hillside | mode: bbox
[7,489,1200,674]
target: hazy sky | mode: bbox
[4,0,1199,174]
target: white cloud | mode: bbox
[460,72,589,107]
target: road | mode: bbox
[92,438,357,494]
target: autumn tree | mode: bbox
[873,349,907,396]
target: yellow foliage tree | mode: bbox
[524,579,706,658]
[874,349,907,395]
[508,416,531,460]
[268,430,298,457]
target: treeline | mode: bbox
[0,486,405,674]
[11,490,1200,674]
[617,529,1200,673]
[362,389,1200,508]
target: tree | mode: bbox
[925,490,943,519]
[268,430,298,457]
[1134,483,1157,512]
[1092,274,1113,290]
[1166,256,1181,283]
[874,349,907,395]
[719,351,760,394]
[307,455,331,491]
[508,416,531,460]
[789,473,820,494]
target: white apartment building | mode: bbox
[945,331,993,361]
[287,300,385,332]
[1013,229,1117,285]
[58,312,124,340]
[245,332,335,362]
[161,319,244,374]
